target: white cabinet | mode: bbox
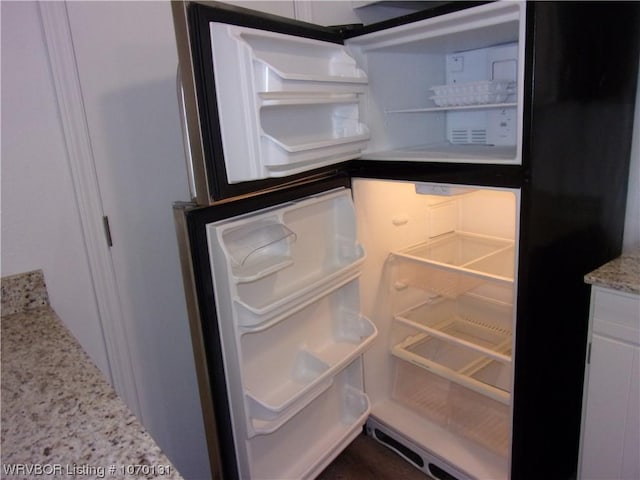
[221,1,296,19]
[220,1,429,26]
[580,287,640,480]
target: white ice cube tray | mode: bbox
[430,80,515,107]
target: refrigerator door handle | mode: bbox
[176,64,198,202]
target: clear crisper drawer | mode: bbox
[393,360,510,457]
[241,279,376,436]
[395,232,515,282]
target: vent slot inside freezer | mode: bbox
[450,128,488,145]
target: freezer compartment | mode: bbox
[247,363,370,479]
[240,279,377,436]
[209,189,365,325]
[348,2,524,164]
[395,232,515,283]
[205,2,524,188]
[392,360,510,457]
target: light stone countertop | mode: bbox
[584,248,640,295]
[1,271,183,479]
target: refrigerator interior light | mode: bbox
[415,183,477,196]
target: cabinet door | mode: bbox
[621,348,640,479]
[581,334,638,479]
[222,1,295,18]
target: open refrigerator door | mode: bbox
[205,188,376,479]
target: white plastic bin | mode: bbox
[248,363,370,480]
[241,279,376,435]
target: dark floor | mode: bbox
[316,433,429,480]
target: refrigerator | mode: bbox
[171,2,640,479]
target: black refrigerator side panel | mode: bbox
[513,3,640,479]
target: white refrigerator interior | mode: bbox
[205,179,518,479]
[355,179,518,480]
[208,1,525,183]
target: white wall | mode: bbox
[224,0,430,25]
[0,1,111,378]
[63,2,209,478]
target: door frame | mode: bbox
[38,1,142,420]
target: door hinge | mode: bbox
[102,216,113,247]
[586,342,592,364]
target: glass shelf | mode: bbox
[394,231,515,283]
[387,102,517,114]
[394,295,512,363]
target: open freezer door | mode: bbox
[210,23,369,183]
[195,186,376,479]
[174,1,369,203]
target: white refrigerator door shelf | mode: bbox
[207,188,374,478]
